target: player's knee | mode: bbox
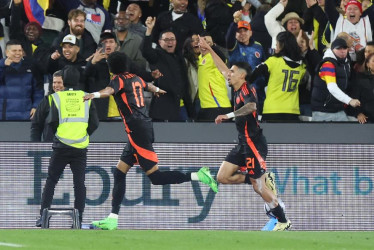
[252,180,263,194]
[46,176,59,185]
[252,185,261,194]
[117,160,131,174]
[147,170,164,185]
[216,172,229,184]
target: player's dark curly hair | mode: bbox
[232,61,252,82]
[107,51,130,74]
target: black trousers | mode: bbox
[40,147,87,220]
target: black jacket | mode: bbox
[205,0,241,48]
[152,10,204,53]
[47,54,88,91]
[142,35,193,121]
[30,95,55,142]
[303,3,331,56]
[351,72,374,122]
[312,54,351,112]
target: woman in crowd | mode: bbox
[183,34,201,116]
[248,31,306,122]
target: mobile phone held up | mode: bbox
[98,42,106,53]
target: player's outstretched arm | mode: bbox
[83,87,115,101]
[147,82,166,97]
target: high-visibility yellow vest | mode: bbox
[51,90,91,149]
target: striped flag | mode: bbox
[23,0,49,25]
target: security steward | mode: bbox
[31,70,66,142]
[36,72,99,228]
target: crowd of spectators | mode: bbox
[0,0,373,127]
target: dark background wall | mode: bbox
[1,121,373,143]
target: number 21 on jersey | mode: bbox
[246,157,255,169]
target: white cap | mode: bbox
[61,34,79,46]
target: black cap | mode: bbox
[99,30,116,43]
[331,38,348,50]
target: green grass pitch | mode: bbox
[0,230,373,250]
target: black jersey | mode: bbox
[109,72,151,125]
[233,82,262,142]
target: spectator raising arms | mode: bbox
[303,0,330,56]
[203,0,242,48]
[362,0,373,11]
[226,14,266,113]
[249,31,307,122]
[152,0,204,53]
[143,16,194,121]
[197,33,231,121]
[325,0,373,62]
[264,0,304,51]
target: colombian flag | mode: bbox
[23,0,49,25]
